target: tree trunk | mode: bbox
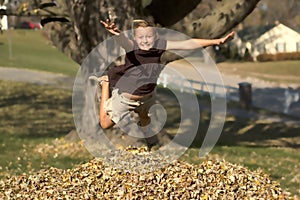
[42,0,143,64]
[3,0,261,63]
[2,0,261,149]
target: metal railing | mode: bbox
[157,72,239,101]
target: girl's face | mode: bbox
[133,27,156,51]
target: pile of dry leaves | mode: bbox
[0,148,289,199]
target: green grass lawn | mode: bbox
[0,80,299,197]
[0,80,92,177]
[0,29,79,76]
[0,30,299,197]
[218,60,300,84]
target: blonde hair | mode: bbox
[132,19,155,29]
[131,19,157,36]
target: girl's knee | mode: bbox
[100,122,110,129]
[100,117,114,129]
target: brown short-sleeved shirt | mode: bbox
[108,39,167,95]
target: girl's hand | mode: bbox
[219,31,235,44]
[100,19,121,35]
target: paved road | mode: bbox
[0,66,74,90]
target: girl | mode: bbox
[96,18,234,146]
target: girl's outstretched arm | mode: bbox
[166,31,235,50]
[100,19,121,35]
[100,19,134,52]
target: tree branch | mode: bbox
[169,0,260,38]
[145,0,202,26]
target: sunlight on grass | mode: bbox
[218,61,300,84]
[0,80,91,178]
[0,80,299,197]
[0,30,79,76]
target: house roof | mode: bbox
[237,24,277,42]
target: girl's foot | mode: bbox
[89,75,109,87]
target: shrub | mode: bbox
[257,52,300,62]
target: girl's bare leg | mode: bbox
[138,111,151,127]
[99,77,115,129]
[138,109,158,147]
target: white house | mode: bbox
[0,5,8,30]
[232,23,300,61]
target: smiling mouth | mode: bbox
[141,44,150,48]
[140,43,152,49]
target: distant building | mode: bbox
[0,6,8,30]
[231,22,300,61]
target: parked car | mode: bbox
[19,21,42,29]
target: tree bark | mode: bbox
[41,0,137,64]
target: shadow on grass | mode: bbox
[1,80,299,147]
[0,80,74,139]
[156,87,300,149]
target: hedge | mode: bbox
[257,52,300,62]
